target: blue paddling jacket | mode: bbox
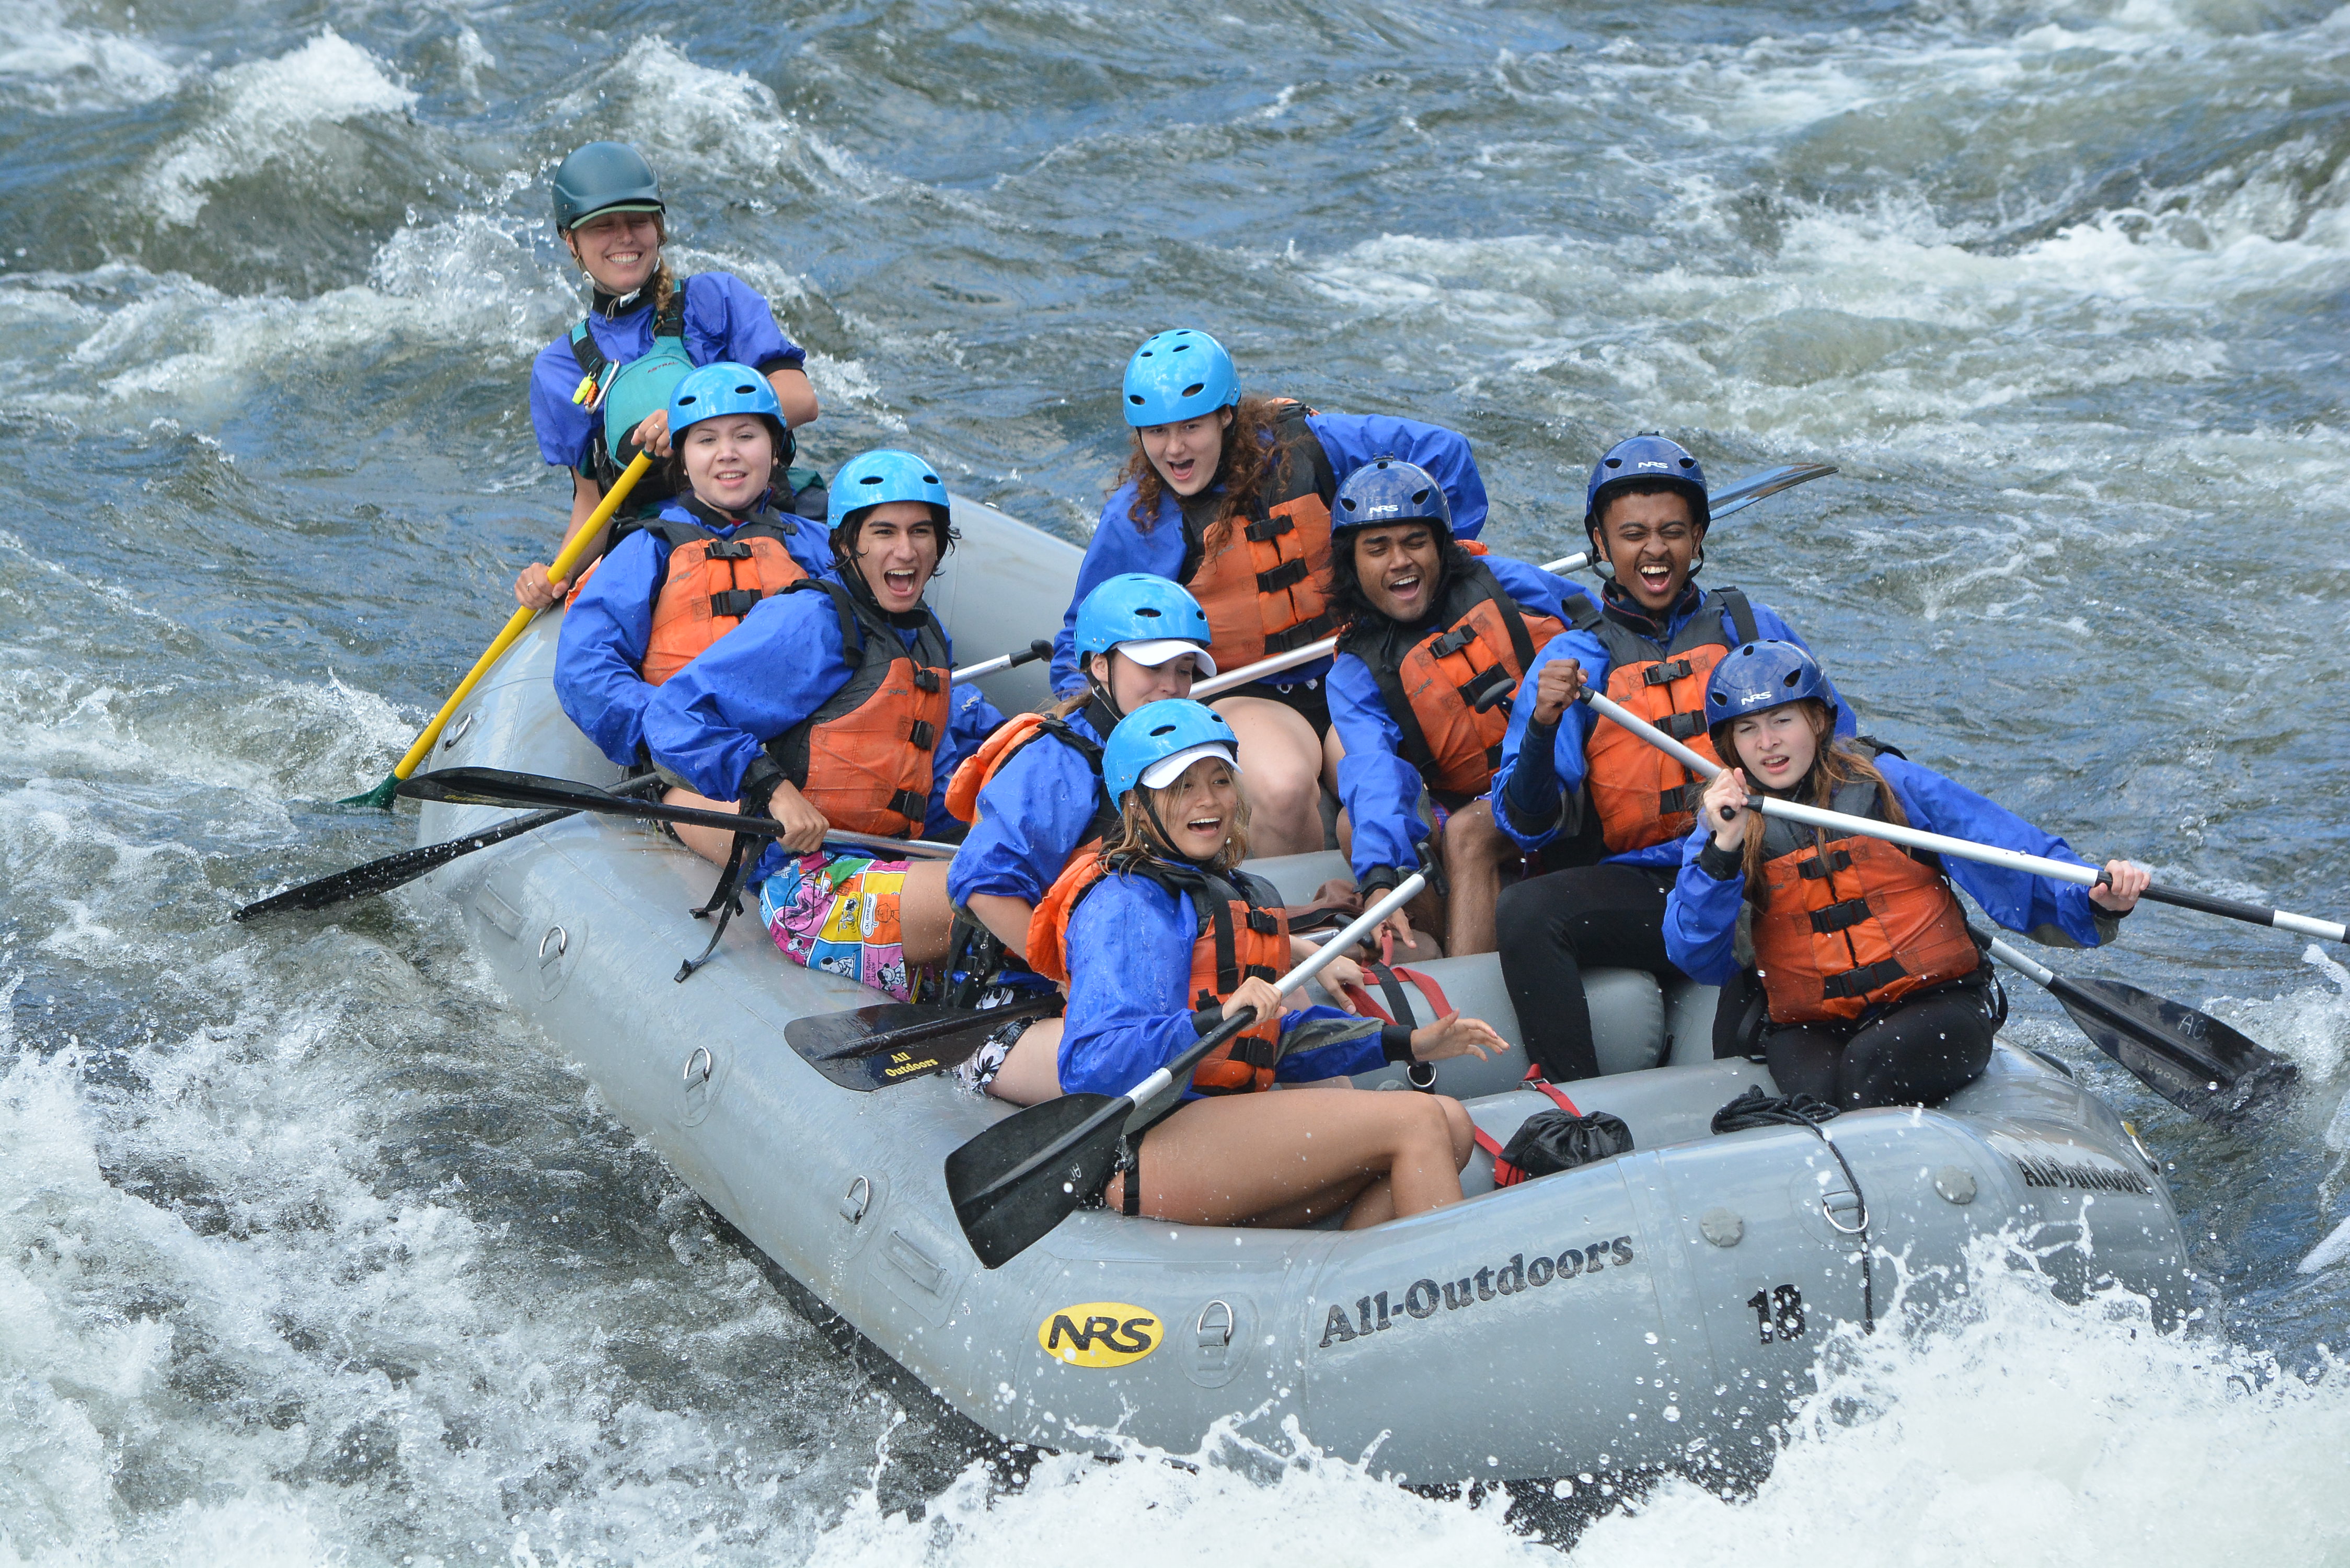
[946,699,1119,917]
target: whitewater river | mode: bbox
[5,0,2350,1559]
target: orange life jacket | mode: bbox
[1338,548,1568,797]
[1029,849,1291,1094]
[1177,401,1340,669]
[1574,586,1758,855]
[562,502,813,682]
[764,578,952,838]
[1748,777,1982,1024]
[944,699,1118,838]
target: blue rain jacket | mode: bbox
[554,500,835,768]
[946,706,1112,911]
[1663,752,2118,986]
[1057,866,1384,1100]
[1329,554,1595,883]
[1489,586,1849,870]
[529,272,805,476]
[641,583,1004,881]
[1050,412,1490,696]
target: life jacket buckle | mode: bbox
[1255,559,1310,594]
[913,668,943,693]
[1808,897,1875,935]
[1643,659,1693,686]
[1244,515,1294,544]
[707,587,766,619]
[888,788,928,822]
[1798,849,1853,880]
[1821,957,1906,999]
[1430,625,1480,659]
[1657,711,1707,740]
[906,719,937,750]
[704,538,755,560]
[1244,910,1281,935]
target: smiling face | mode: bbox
[1088,647,1200,712]
[1596,489,1703,613]
[1136,410,1231,498]
[1148,755,1241,860]
[1729,703,1823,794]
[845,501,944,614]
[679,415,776,514]
[1351,522,1445,624]
[563,209,662,295]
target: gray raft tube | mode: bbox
[411,495,2193,1482]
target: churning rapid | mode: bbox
[4,0,2350,1559]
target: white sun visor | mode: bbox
[1139,742,1241,791]
[1118,638,1218,677]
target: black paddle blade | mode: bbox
[783,994,1062,1092]
[397,767,612,811]
[234,809,570,921]
[2051,973,2299,1128]
[947,1093,1125,1269]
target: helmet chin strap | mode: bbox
[1085,671,1124,725]
[1139,792,1216,868]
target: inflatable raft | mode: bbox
[410,497,2191,1483]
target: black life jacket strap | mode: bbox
[1822,956,1907,1000]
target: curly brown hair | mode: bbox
[1116,396,1292,559]
[1715,699,1908,904]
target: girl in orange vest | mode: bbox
[1032,700,1505,1226]
[1665,641,2149,1109]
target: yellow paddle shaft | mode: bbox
[389,451,655,782]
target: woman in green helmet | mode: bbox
[515,140,822,609]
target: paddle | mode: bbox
[1972,929,2297,1127]
[785,990,1069,1091]
[1190,461,1837,700]
[395,767,959,858]
[1581,688,2303,1125]
[944,872,1426,1270]
[341,452,659,809]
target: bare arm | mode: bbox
[514,472,613,609]
[966,893,1035,962]
[768,366,820,429]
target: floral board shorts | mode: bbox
[759,850,914,1000]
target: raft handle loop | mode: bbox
[442,712,474,752]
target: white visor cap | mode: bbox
[1115,638,1217,677]
[1138,742,1242,792]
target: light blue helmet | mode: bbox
[827,448,951,537]
[667,361,783,438]
[1121,329,1239,428]
[1703,640,1832,734]
[1073,574,1217,676]
[1102,699,1241,802]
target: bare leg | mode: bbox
[1439,799,1515,958]
[898,858,957,966]
[1320,721,1346,797]
[1101,1089,1472,1226]
[984,1017,1064,1106]
[665,787,740,864]
[1212,696,1324,856]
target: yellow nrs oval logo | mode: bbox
[1038,1302,1161,1368]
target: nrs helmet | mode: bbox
[1121,329,1239,428]
[551,141,665,232]
[667,361,783,439]
[827,448,953,552]
[1703,640,1833,733]
[1073,574,1217,677]
[1332,455,1452,540]
[1584,434,1709,533]
[1102,699,1242,802]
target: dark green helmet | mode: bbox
[551,142,664,232]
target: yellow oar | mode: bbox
[341,452,655,808]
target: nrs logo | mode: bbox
[1038,1302,1161,1367]
[1634,459,1672,471]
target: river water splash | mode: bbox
[4,0,2349,1560]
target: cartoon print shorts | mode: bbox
[759,849,913,1000]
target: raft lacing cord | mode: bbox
[676,830,754,984]
[1715,1091,1875,1333]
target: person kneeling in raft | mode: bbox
[943,574,1218,1104]
[641,449,1004,1000]
[1323,456,1593,959]
[1490,435,1846,1083]
[1028,699,1507,1226]
[1051,328,1492,858]
[1664,640,2149,1110]
[555,362,834,773]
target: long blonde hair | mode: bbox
[1098,766,1253,876]
[1723,700,1908,904]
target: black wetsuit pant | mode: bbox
[1762,977,2000,1110]
[1495,863,1685,1082]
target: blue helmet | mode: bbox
[551,141,664,232]
[1121,329,1239,428]
[667,361,782,438]
[1102,699,1241,802]
[1704,640,1832,731]
[1584,435,1709,530]
[1073,574,1217,674]
[827,448,951,536]
[1332,455,1452,538]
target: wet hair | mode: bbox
[1098,762,1253,875]
[662,412,788,500]
[1711,698,1907,903]
[1324,523,1473,626]
[1117,395,1288,559]
[830,503,959,570]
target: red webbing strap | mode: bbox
[1471,1125,1527,1187]
[1337,964,1453,1025]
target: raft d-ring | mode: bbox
[441,711,474,751]
[1196,1299,1235,1348]
[538,925,569,963]
[839,1175,871,1225]
[1822,1191,1869,1236]
[683,1046,713,1088]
